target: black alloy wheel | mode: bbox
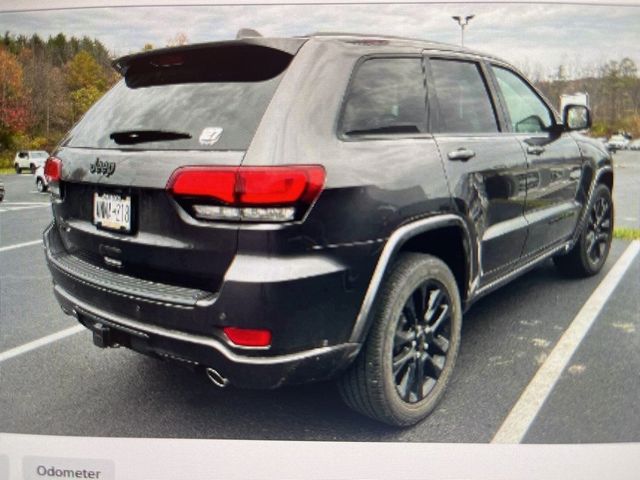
[554,183,613,277]
[585,195,612,267]
[339,253,462,426]
[392,280,452,403]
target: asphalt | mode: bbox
[0,158,638,442]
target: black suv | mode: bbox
[43,33,613,426]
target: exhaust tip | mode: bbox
[205,367,230,388]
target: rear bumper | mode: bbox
[53,284,359,388]
[44,222,366,388]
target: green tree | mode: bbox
[70,85,103,116]
[66,50,107,91]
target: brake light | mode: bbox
[44,156,62,183]
[167,165,325,222]
[223,327,272,347]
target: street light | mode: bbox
[451,15,475,47]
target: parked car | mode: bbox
[34,165,49,192]
[43,33,613,426]
[0,180,4,202]
[606,135,630,151]
[628,139,640,150]
[14,150,49,174]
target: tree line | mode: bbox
[1,31,639,168]
[0,32,117,161]
[534,58,639,138]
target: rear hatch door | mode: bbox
[52,40,304,294]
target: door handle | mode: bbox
[526,145,546,155]
[448,148,476,162]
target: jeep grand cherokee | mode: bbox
[43,33,613,426]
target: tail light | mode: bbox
[223,327,272,348]
[44,156,62,183]
[167,165,325,222]
[44,156,63,197]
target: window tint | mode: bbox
[341,58,426,137]
[67,46,293,151]
[429,59,498,134]
[491,66,553,133]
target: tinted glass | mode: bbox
[341,58,426,136]
[67,46,292,151]
[429,59,498,133]
[492,66,553,133]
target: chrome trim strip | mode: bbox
[349,214,475,342]
[54,285,353,366]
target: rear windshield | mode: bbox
[66,45,293,151]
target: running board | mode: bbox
[474,241,571,300]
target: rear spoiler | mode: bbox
[112,37,307,76]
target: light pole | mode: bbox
[451,15,475,47]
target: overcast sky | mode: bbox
[1,3,638,78]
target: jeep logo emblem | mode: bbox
[90,158,116,177]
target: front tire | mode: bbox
[339,253,462,426]
[554,183,613,277]
[15,164,20,174]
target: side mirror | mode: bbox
[563,104,591,131]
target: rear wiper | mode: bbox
[110,130,191,145]
[344,125,421,136]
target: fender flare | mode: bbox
[348,214,478,343]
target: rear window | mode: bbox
[66,45,294,151]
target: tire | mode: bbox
[15,164,20,174]
[30,164,36,174]
[554,183,613,277]
[36,177,46,193]
[338,253,462,426]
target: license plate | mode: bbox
[93,192,132,232]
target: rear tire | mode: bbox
[30,163,36,174]
[36,177,46,193]
[15,164,20,174]
[338,253,462,426]
[554,183,613,277]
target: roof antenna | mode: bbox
[236,28,262,39]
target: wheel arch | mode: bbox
[348,214,478,344]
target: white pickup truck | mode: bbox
[14,150,49,174]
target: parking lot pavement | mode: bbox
[0,164,639,443]
[612,150,640,229]
[523,257,640,443]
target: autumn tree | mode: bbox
[0,46,30,149]
[65,51,109,120]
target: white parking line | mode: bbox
[1,202,50,205]
[0,204,49,212]
[492,240,640,444]
[0,325,85,363]
[0,239,43,252]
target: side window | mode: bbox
[18,152,27,158]
[491,66,554,133]
[429,59,498,134]
[341,58,427,137]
